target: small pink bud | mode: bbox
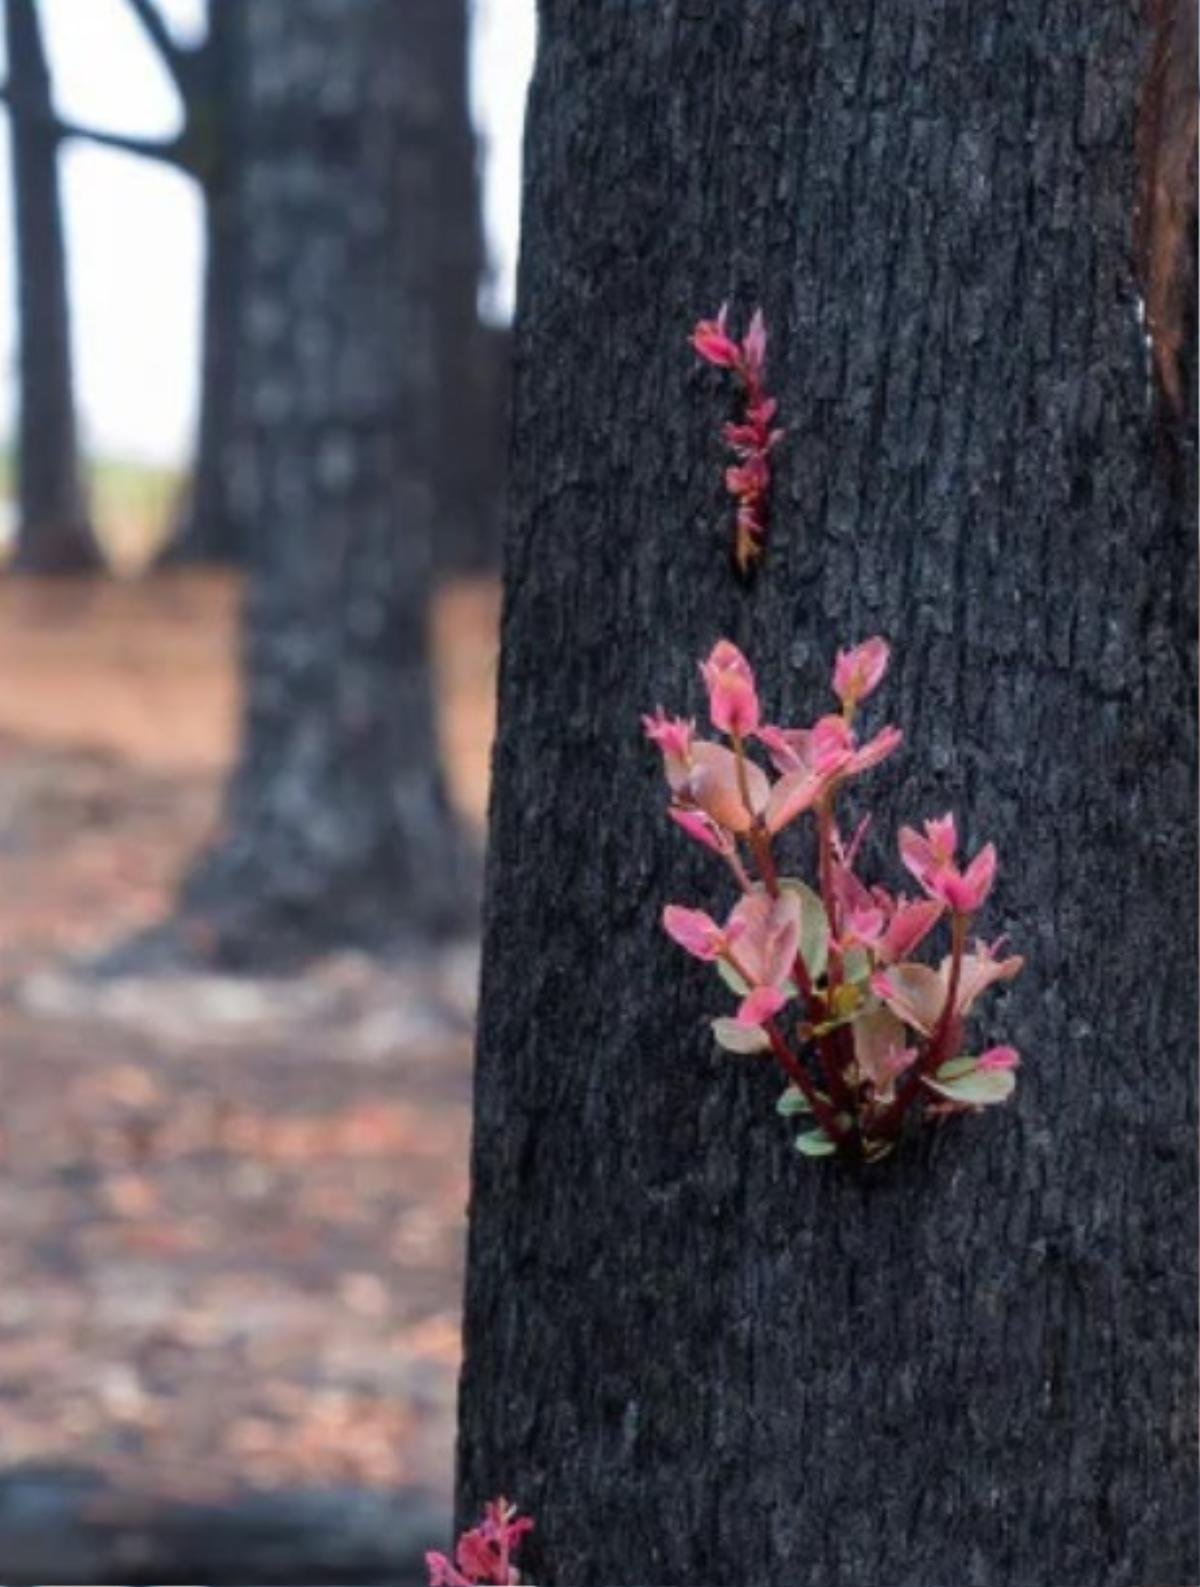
[642,708,693,764]
[725,455,769,497]
[927,813,958,860]
[691,304,740,368]
[899,815,958,892]
[700,639,760,736]
[977,1045,1020,1072]
[953,842,997,912]
[643,709,694,792]
[901,819,996,915]
[833,636,890,710]
[722,420,759,452]
[741,308,767,378]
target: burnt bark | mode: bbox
[5,0,99,574]
[181,0,474,967]
[457,4,1197,1585]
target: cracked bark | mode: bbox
[456,3,1197,1583]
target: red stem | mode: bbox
[797,972,856,1116]
[749,823,780,898]
[724,845,754,893]
[764,1021,849,1145]
[829,1021,860,1113]
[817,795,842,985]
[927,911,967,1060]
[786,811,860,1119]
[730,729,757,826]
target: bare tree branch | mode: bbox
[0,83,189,168]
[123,0,195,101]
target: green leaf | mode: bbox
[924,1067,1016,1106]
[862,1136,896,1164]
[934,1055,977,1082]
[716,959,749,996]
[712,1017,770,1055]
[843,946,872,984]
[779,879,829,981]
[794,1126,838,1158]
[776,1085,812,1116]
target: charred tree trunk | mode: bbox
[5,0,99,574]
[180,0,474,967]
[457,5,1197,1585]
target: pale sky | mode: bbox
[0,0,536,466]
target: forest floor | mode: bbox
[0,571,500,1582]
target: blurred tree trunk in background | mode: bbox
[180,0,474,967]
[0,0,252,566]
[428,0,507,576]
[162,0,248,565]
[456,5,1196,1585]
[165,0,505,571]
[5,0,100,574]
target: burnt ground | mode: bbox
[0,573,500,1582]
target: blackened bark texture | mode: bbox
[6,0,99,574]
[164,0,249,565]
[181,0,473,967]
[428,0,506,576]
[457,4,1197,1585]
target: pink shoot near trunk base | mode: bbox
[426,1498,534,1587]
[647,636,1024,1164]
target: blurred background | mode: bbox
[0,0,532,1577]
